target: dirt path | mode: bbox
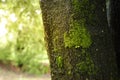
[0,68,51,80]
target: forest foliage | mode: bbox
[0,0,48,75]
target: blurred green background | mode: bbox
[0,0,49,75]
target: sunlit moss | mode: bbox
[64,20,92,48]
[56,56,63,68]
[64,0,93,48]
[63,0,98,75]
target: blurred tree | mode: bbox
[40,0,118,80]
[0,0,48,75]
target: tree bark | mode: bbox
[40,0,118,80]
[110,0,120,76]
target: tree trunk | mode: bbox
[110,0,120,76]
[40,0,118,80]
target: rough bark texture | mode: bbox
[40,0,118,80]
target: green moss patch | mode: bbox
[64,21,92,48]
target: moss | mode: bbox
[53,36,59,52]
[67,70,71,75]
[64,20,92,48]
[56,56,63,68]
[76,49,98,75]
[63,0,97,75]
[63,0,93,49]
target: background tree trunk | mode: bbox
[40,0,118,80]
[110,0,120,76]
